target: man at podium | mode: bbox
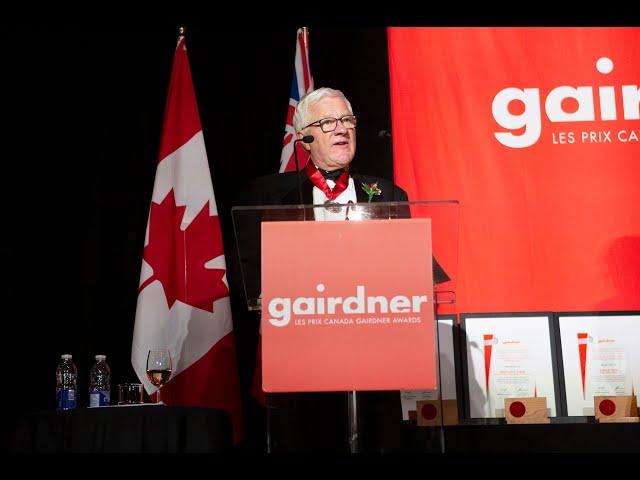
[237,88,409,452]
[234,87,448,452]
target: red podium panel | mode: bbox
[261,218,436,392]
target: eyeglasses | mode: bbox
[302,115,357,133]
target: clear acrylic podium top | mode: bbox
[231,200,459,312]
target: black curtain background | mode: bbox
[1,27,394,450]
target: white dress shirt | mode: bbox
[312,177,358,221]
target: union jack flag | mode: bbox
[279,27,314,172]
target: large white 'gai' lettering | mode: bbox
[492,57,640,148]
[267,283,429,327]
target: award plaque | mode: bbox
[401,316,463,423]
[555,312,640,417]
[594,396,639,423]
[505,397,550,424]
[461,312,561,421]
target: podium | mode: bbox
[232,201,459,452]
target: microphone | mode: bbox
[345,200,354,221]
[377,129,391,139]
[293,135,314,205]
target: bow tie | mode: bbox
[319,168,346,182]
[305,162,350,201]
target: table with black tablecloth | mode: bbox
[12,406,640,453]
[11,405,232,453]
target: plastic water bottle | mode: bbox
[56,354,77,410]
[89,354,111,407]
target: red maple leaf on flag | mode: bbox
[140,189,228,313]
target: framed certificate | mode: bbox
[554,311,640,417]
[400,315,464,420]
[460,312,561,421]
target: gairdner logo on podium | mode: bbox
[261,218,437,392]
[267,283,429,327]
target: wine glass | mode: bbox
[146,349,172,404]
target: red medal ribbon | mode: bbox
[304,162,350,201]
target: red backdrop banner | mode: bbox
[389,27,640,313]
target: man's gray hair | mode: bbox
[293,87,353,132]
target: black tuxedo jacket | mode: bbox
[241,171,448,283]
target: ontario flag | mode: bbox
[278,27,314,172]
[131,34,243,443]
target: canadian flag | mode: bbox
[131,34,243,443]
